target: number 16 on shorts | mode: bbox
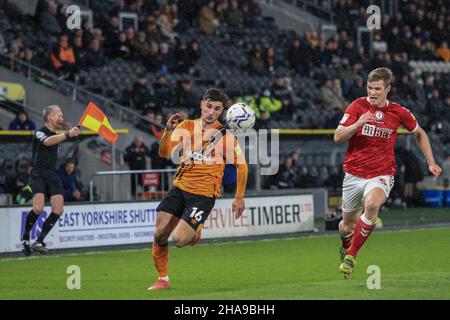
[190,207,204,224]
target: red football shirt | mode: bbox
[339,97,418,179]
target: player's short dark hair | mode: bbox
[202,88,228,105]
[368,67,393,87]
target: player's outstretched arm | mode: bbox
[43,127,80,146]
[334,111,376,144]
[159,113,181,158]
[414,126,442,177]
[232,162,248,219]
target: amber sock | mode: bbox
[152,242,169,278]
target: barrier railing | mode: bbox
[89,169,177,202]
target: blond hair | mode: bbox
[43,105,60,123]
[367,67,393,87]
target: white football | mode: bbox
[226,103,256,131]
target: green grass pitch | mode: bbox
[1,227,449,299]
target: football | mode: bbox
[226,103,256,131]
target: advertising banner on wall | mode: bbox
[0,194,314,253]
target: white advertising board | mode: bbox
[0,194,314,253]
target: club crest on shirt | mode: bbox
[375,111,384,122]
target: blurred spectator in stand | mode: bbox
[145,41,162,72]
[124,135,151,198]
[390,148,406,208]
[332,79,348,109]
[131,73,152,111]
[57,159,83,202]
[178,0,198,27]
[269,155,298,189]
[346,76,366,101]
[8,36,24,71]
[111,32,132,59]
[287,38,313,76]
[427,90,446,123]
[81,19,94,48]
[436,41,450,63]
[150,113,165,139]
[159,42,175,74]
[225,0,243,28]
[8,111,36,131]
[85,38,106,68]
[264,47,277,75]
[108,0,127,20]
[423,74,436,100]
[174,79,197,110]
[395,74,416,100]
[16,49,38,76]
[188,39,201,68]
[133,32,151,60]
[259,88,282,118]
[270,75,294,116]
[12,161,33,204]
[199,1,219,36]
[247,46,265,76]
[396,146,424,207]
[216,0,229,26]
[334,59,353,93]
[157,4,179,42]
[73,35,87,69]
[145,20,163,44]
[92,28,104,45]
[50,34,77,79]
[137,109,155,132]
[248,0,262,17]
[104,16,121,54]
[10,160,32,203]
[153,75,172,109]
[125,26,136,52]
[173,39,191,73]
[39,0,62,36]
[320,79,343,110]
[254,110,270,130]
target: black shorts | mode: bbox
[156,187,215,231]
[29,169,64,198]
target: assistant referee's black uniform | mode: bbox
[29,126,65,197]
[22,126,68,254]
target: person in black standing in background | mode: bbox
[124,134,151,198]
[21,105,80,256]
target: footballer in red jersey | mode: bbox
[334,67,442,278]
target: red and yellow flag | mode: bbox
[79,102,118,144]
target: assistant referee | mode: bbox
[21,105,80,256]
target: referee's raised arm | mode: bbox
[41,126,80,146]
[40,105,80,146]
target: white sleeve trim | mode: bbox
[410,123,419,133]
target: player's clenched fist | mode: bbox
[428,163,442,177]
[165,113,181,131]
[355,111,376,128]
[68,126,80,137]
